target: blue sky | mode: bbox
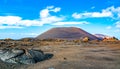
[0,0,120,39]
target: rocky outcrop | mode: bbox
[103,37,118,41]
[0,48,45,64]
[82,37,89,42]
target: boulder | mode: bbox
[0,48,45,64]
[0,48,24,61]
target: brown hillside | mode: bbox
[36,27,99,40]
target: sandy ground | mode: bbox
[0,41,120,69]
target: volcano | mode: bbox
[36,27,99,40]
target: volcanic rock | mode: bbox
[36,27,99,40]
[0,48,44,64]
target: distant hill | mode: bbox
[36,27,99,40]
[94,34,113,40]
[94,34,108,40]
[94,34,119,41]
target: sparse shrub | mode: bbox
[103,36,118,41]
[82,37,89,42]
[4,38,14,41]
[41,39,55,41]
[73,39,81,44]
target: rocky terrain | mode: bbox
[0,39,120,69]
[0,27,119,69]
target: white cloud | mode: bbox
[116,21,120,28]
[19,20,41,26]
[105,6,120,19]
[53,7,61,12]
[52,21,89,25]
[91,6,95,9]
[0,6,64,29]
[40,6,63,24]
[41,16,63,24]
[40,6,61,18]
[0,25,23,29]
[20,33,39,36]
[106,26,112,29]
[115,29,120,32]
[0,33,39,38]
[72,10,112,19]
[40,9,50,18]
[0,6,90,29]
[0,16,21,25]
[72,6,120,19]
[47,6,54,9]
[72,13,82,19]
[0,16,42,27]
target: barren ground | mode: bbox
[0,40,120,69]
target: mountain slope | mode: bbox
[36,27,99,40]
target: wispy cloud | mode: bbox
[116,21,120,28]
[115,29,120,33]
[91,6,95,9]
[72,6,120,31]
[0,25,23,29]
[106,26,112,29]
[20,33,39,36]
[52,21,89,25]
[72,6,120,19]
[72,13,82,19]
